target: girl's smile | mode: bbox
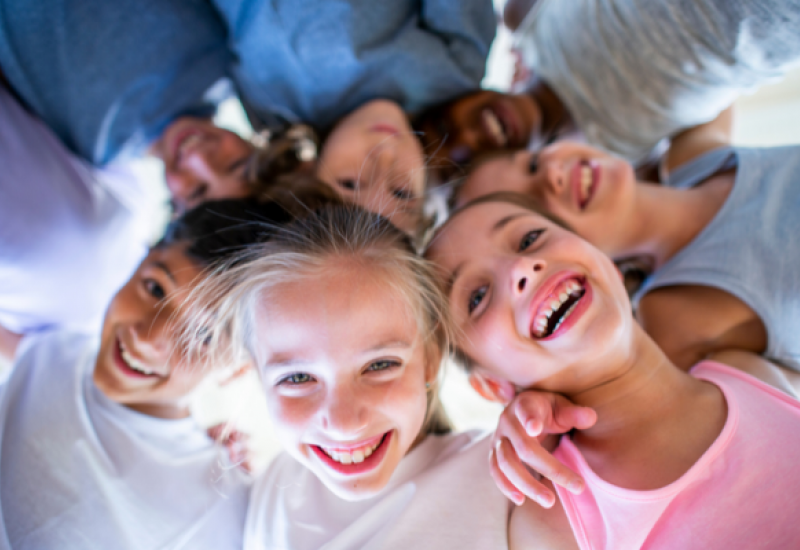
[254,261,431,501]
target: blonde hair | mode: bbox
[183,204,453,436]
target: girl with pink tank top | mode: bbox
[426,194,800,549]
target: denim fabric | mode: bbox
[0,0,231,164]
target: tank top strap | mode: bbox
[664,147,738,190]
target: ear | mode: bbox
[468,372,516,404]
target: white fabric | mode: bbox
[244,430,509,550]
[0,85,156,335]
[514,0,800,162]
[0,331,250,550]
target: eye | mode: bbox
[367,359,400,372]
[519,230,544,252]
[279,372,313,385]
[527,154,539,174]
[143,278,166,301]
[468,285,488,314]
[338,179,357,191]
[392,187,413,200]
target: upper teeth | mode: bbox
[533,280,584,337]
[580,164,592,202]
[482,109,507,146]
[322,439,382,465]
[120,346,156,375]
[178,133,203,156]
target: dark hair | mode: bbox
[245,125,322,199]
[156,178,342,267]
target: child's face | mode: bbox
[93,244,208,419]
[316,100,425,235]
[254,262,430,501]
[416,90,540,182]
[426,201,633,394]
[152,117,255,214]
[457,142,638,255]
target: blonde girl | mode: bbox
[184,204,512,550]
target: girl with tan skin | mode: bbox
[452,113,800,386]
[426,195,800,549]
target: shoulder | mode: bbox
[509,479,578,550]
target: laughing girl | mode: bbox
[426,194,800,549]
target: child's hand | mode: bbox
[491,391,596,508]
[207,423,253,474]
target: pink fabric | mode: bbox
[553,361,800,550]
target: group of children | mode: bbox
[3,0,800,547]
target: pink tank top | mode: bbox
[553,361,800,549]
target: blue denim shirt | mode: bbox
[212,0,496,131]
[0,0,231,165]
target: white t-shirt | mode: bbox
[244,430,509,550]
[0,331,250,550]
[0,85,156,335]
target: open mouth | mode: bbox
[574,160,599,210]
[115,339,162,378]
[530,278,588,339]
[311,431,392,475]
[171,129,208,164]
[481,108,508,148]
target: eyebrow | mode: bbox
[151,261,176,283]
[264,341,413,369]
[445,213,526,296]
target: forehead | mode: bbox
[141,245,202,286]
[254,262,419,360]
[430,202,549,264]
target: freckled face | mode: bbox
[94,245,208,419]
[317,100,425,235]
[457,143,638,255]
[254,263,431,501]
[426,201,632,393]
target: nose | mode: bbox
[320,383,369,440]
[510,256,545,297]
[129,309,172,361]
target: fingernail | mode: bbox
[568,479,584,494]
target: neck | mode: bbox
[566,327,698,441]
[523,77,574,144]
[612,176,731,268]
[126,402,191,420]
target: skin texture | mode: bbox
[150,117,255,214]
[456,135,765,370]
[0,324,22,363]
[414,81,571,184]
[316,100,425,236]
[93,244,211,419]
[252,261,433,501]
[428,200,733,544]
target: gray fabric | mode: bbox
[0,0,231,164]
[633,146,800,371]
[515,0,800,163]
[211,0,496,131]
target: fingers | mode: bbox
[552,395,597,431]
[492,438,556,507]
[513,392,597,436]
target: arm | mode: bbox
[706,349,800,398]
[637,285,767,372]
[0,324,23,363]
[662,105,734,176]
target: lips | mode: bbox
[571,160,600,210]
[481,99,523,149]
[170,128,207,165]
[370,124,400,136]
[311,431,392,476]
[528,272,592,340]
[114,338,163,379]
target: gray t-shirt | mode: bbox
[633,146,800,371]
[515,0,800,162]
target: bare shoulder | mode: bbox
[663,106,733,176]
[637,285,766,371]
[509,479,578,550]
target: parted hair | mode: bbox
[182,204,454,436]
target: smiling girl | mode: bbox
[426,195,800,549]
[0,196,324,549]
[183,204,515,549]
[453,120,800,380]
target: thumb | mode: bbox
[552,400,597,432]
